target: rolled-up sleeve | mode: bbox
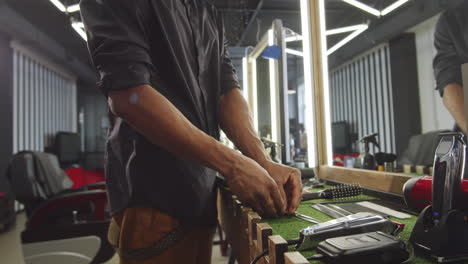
[433,12,462,97]
[80,0,153,96]
[219,18,241,94]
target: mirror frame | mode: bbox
[306,0,412,195]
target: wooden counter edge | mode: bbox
[319,165,414,195]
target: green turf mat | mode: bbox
[263,188,435,263]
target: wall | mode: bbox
[329,44,396,154]
[0,34,13,177]
[77,87,108,154]
[12,42,77,153]
[408,14,454,133]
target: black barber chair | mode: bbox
[6,151,113,264]
[47,132,105,170]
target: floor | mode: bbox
[0,213,230,264]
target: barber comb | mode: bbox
[302,184,363,201]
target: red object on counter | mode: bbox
[333,153,360,167]
[403,175,468,211]
[65,167,105,189]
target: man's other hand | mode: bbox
[223,155,286,218]
[263,162,302,214]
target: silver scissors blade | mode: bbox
[294,213,321,224]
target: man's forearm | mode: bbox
[109,84,240,175]
[218,88,271,166]
[443,83,468,134]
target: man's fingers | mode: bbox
[277,185,287,215]
[259,191,278,217]
[286,171,303,213]
[250,199,264,216]
[268,183,286,217]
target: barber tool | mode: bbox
[308,231,410,264]
[294,213,321,224]
[312,198,377,205]
[336,202,411,219]
[295,212,401,251]
[359,133,380,170]
[410,133,468,262]
[302,184,362,201]
[312,204,350,219]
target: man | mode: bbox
[433,3,468,133]
[80,0,302,263]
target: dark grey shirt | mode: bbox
[80,0,240,225]
[434,4,468,96]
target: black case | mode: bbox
[317,231,409,264]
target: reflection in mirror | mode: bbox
[285,44,308,167]
[243,3,314,167]
[322,0,466,174]
[256,58,272,139]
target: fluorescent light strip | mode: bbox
[341,0,381,17]
[49,0,66,12]
[268,29,279,143]
[66,4,81,13]
[381,0,409,16]
[73,22,85,28]
[326,24,368,36]
[285,36,303,42]
[327,25,368,55]
[319,0,336,165]
[251,59,259,132]
[286,48,304,57]
[242,57,249,101]
[300,0,317,168]
[72,22,87,41]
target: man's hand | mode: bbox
[222,155,286,218]
[262,162,302,214]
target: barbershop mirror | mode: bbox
[321,0,465,174]
[246,13,311,166]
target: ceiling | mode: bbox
[5,0,414,80]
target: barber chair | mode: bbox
[47,132,105,189]
[6,151,113,264]
[0,174,15,233]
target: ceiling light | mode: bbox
[288,90,297,95]
[286,48,304,57]
[48,0,66,12]
[341,0,381,17]
[242,57,249,101]
[268,29,279,143]
[319,0,334,165]
[72,21,87,41]
[66,4,80,13]
[381,0,409,16]
[300,0,318,167]
[327,24,368,55]
[326,24,368,36]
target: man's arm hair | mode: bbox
[217,89,270,166]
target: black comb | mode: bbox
[302,184,363,201]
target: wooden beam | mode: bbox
[319,165,413,195]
